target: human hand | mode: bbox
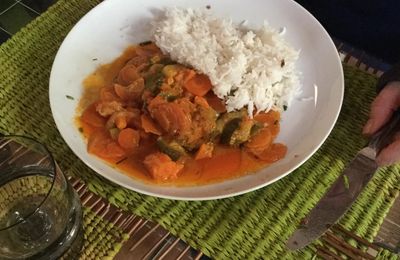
[363,81,400,166]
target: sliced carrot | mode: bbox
[147,95,166,110]
[118,128,140,150]
[205,92,226,113]
[254,110,280,124]
[114,83,130,100]
[194,96,210,108]
[254,110,280,137]
[245,128,273,155]
[81,103,106,128]
[87,130,107,154]
[87,130,125,159]
[117,64,140,85]
[194,143,214,160]
[183,74,212,97]
[256,143,287,163]
[106,142,127,158]
[183,69,196,83]
[140,114,162,135]
[143,152,184,181]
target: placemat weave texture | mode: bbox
[0,0,399,259]
[79,208,127,259]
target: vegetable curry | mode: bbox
[78,42,287,185]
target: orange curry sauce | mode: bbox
[77,44,287,186]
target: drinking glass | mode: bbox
[0,135,83,259]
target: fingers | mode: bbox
[363,83,400,135]
[376,134,400,166]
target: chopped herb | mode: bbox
[159,57,176,65]
[206,5,211,9]
[280,59,285,67]
[167,96,178,102]
[116,157,127,165]
[139,41,152,46]
[92,58,98,61]
[274,120,278,125]
[78,127,83,133]
[66,95,74,100]
[145,71,164,94]
[283,105,288,111]
[343,175,350,190]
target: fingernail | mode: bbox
[363,120,373,134]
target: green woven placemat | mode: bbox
[79,208,127,260]
[0,0,399,259]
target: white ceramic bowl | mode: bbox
[49,0,343,200]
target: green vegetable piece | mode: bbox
[220,118,242,145]
[215,110,246,134]
[157,138,187,161]
[159,92,179,102]
[230,119,255,145]
[250,122,263,136]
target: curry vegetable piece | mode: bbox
[157,138,187,161]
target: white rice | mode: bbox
[152,8,301,115]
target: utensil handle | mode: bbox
[369,110,400,153]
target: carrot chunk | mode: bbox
[194,96,210,108]
[141,114,162,135]
[118,128,140,150]
[117,64,140,85]
[194,143,214,160]
[88,130,125,159]
[143,152,184,181]
[114,83,130,100]
[254,111,280,137]
[183,74,212,97]
[81,103,106,128]
[255,143,287,163]
[245,128,273,155]
[205,92,226,113]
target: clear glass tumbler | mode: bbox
[0,135,83,259]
